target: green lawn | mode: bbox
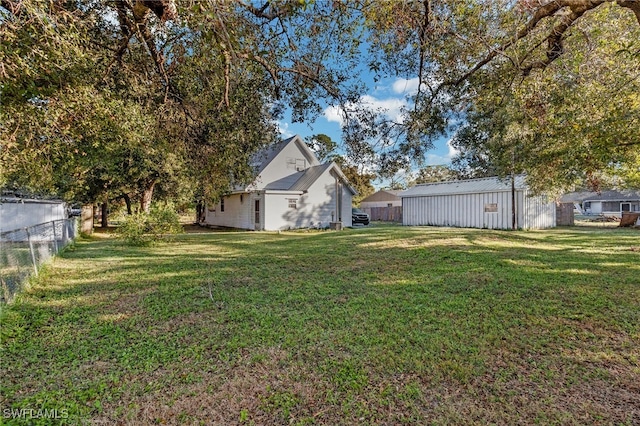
[1,224,639,425]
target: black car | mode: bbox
[352,208,370,225]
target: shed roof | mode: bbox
[360,190,402,203]
[400,175,527,198]
[0,196,65,205]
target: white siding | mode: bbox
[253,139,319,190]
[402,190,555,230]
[262,168,353,230]
[0,200,67,233]
[522,191,556,229]
[203,193,252,229]
[264,192,302,230]
[589,201,603,215]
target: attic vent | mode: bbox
[287,157,307,171]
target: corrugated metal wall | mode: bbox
[522,191,556,229]
[403,190,555,230]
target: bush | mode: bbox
[118,204,183,245]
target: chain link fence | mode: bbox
[0,218,78,304]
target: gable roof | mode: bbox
[401,175,527,198]
[263,162,357,195]
[250,135,319,175]
[360,190,401,203]
[242,135,357,195]
[560,189,640,203]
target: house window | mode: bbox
[288,199,297,209]
[583,201,591,209]
[286,157,296,169]
[621,203,631,212]
[484,203,498,212]
[220,197,225,212]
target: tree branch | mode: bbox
[521,2,591,75]
[415,0,431,109]
[237,0,289,20]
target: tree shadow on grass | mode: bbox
[2,225,639,424]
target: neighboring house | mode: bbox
[360,190,402,222]
[400,175,556,230]
[560,190,640,217]
[202,135,356,231]
[360,190,402,208]
[0,195,68,234]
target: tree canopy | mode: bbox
[356,0,640,192]
[1,0,365,207]
[2,0,639,206]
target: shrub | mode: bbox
[118,203,183,245]
[119,213,152,246]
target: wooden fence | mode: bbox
[555,203,574,226]
[362,206,403,223]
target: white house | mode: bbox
[202,135,356,231]
[360,190,403,222]
[400,175,556,230]
[360,190,402,209]
[560,190,640,217]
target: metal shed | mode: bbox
[0,196,68,234]
[400,175,556,230]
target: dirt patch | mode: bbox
[93,347,330,425]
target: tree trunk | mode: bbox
[101,201,108,228]
[196,201,203,223]
[122,193,132,215]
[140,181,156,213]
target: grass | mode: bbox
[1,223,639,425]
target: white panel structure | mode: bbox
[0,198,68,233]
[401,176,555,230]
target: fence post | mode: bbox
[25,227,38,277]
[52,220,59,254]
[62,219,69,245]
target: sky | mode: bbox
[276,75,458,188]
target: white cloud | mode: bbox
[423,138,459,165]
[424,153,452,166]
[323,105,345,126]
[277,121,294,138]
[323,94,407,127]
[446,137,459,159]
[392,77,421,95]
[360,95,406,123]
